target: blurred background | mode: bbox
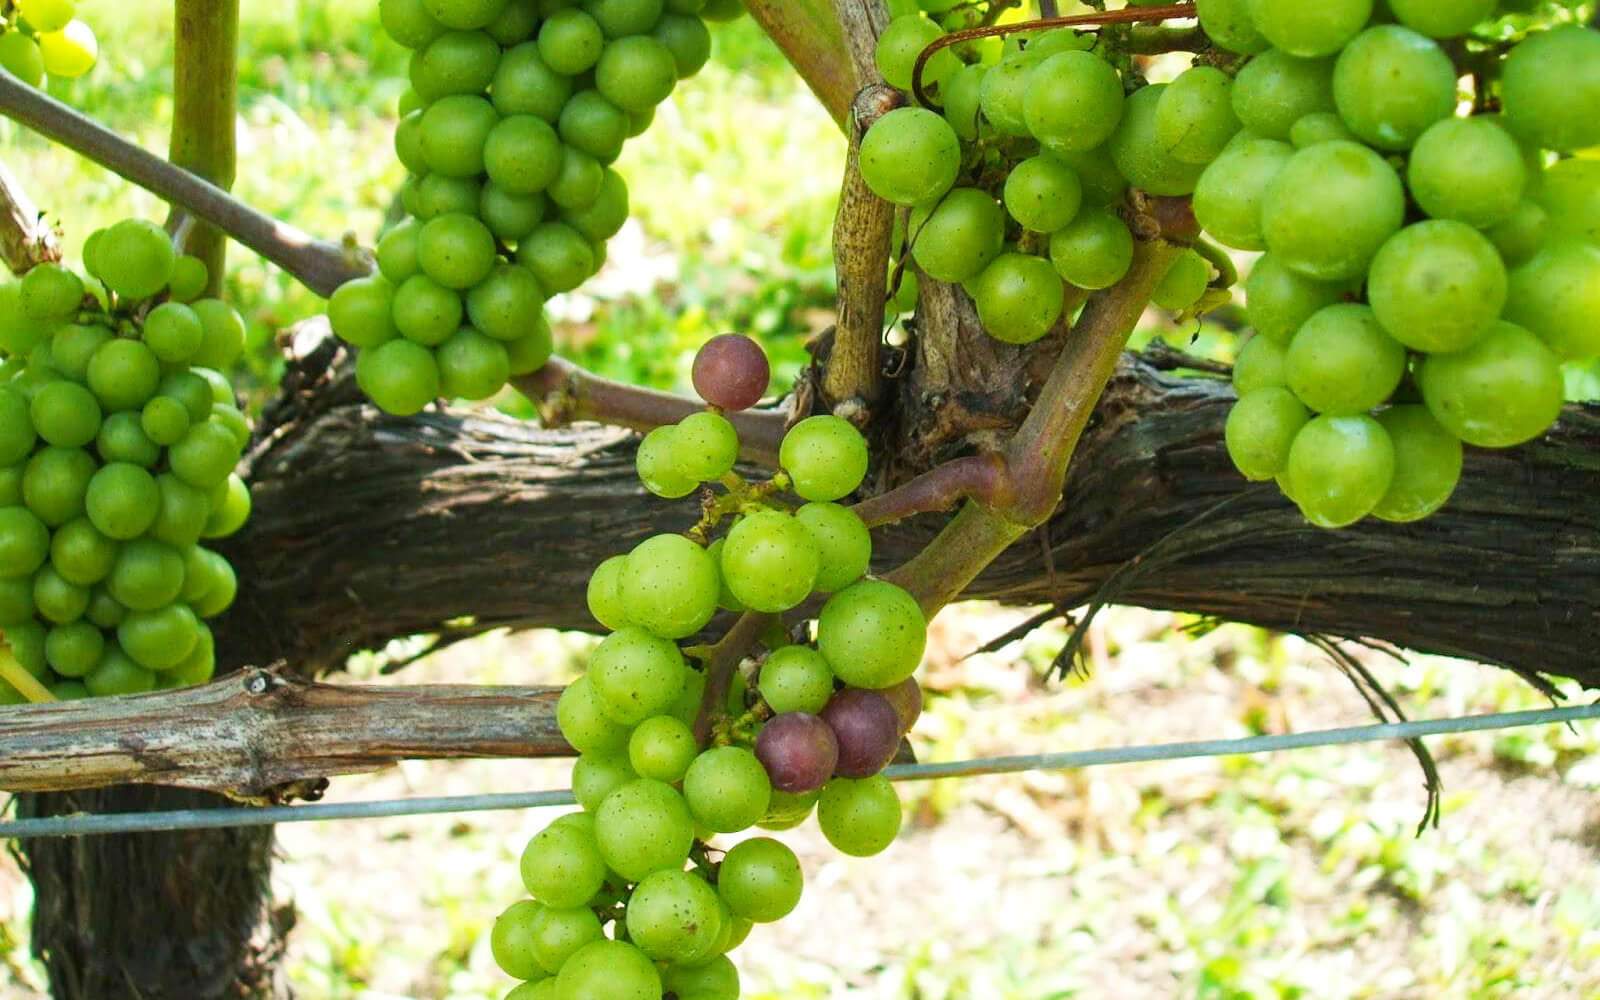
[2,3,1599,997]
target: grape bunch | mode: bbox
[0,0,99,86]
[863,1,1600,529]
[489,334,927,1000]
[333,0,746,416]
[0,218,250,704]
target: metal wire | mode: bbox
[3,703,1596,840]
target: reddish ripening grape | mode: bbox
[691,334,769,411]
[876,676,923,738]
[819,688,901,778]
[754,712,839,793]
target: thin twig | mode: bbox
[0,158,58,275]
[692,611,776,747]
[850,453,1009,528]
[0,69,369,297]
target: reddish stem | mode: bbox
[692,611,776,747]
[850,453,1010,529]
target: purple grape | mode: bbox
[819,688,900,778]
[691,334,769,411]
[754,712,838,793]
[877,676,923,738]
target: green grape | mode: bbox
[1503,239,1600,361]
[683,745,771,833]
[662,957,740,1000]
[1284,304,1406,415]
[466,264,545,343]
[1284,414,1395,528]
[481,185,547,241]
[143,302,205,363]
[634,425,696,499]
[1331,26,1456,151]
[44,619,102,678]
[720,510,820,613]
[593,778,694,881]
[0,506,50,579]
[29,380,100,448]
[516,223,596,293]
[588,626,688,724]
[0,577,33,623]
[355,338,441,415]
[328,275,399,349]
[672,411,738,483]
[45,324,109,381]
[1540,159,1600,248]
[201,474,250,539]
[1417,321,1564,448]
[485,0,537,44]
[420,94,499,178]
[1230,49,1335,142]
[96,219,175,301]
[758,786,820,830]
[1406,117,1525,229]
[628,713,697,782]
[699,0,743,19]
[394,274,464,346]
[908,187,1005,284]
[1500,25,1600,153]
[571,751,636,811]
[625,868,724,961]
[86,338,161,411]
[96,411,160,468]
[490,901,547,980]
[519,820,607,908]
[1260,140,1404,282]
[1048,207,1133,290]
[1151,249,1210,312]
[757,644,835,715]
[84,585,124,628]
[556,674,632,754]
[1023,50,1123,152]
[1195,0,1267,54]
[381,0,447,47]
[485,116,563,195]
[558,90,629,164]
[794,501,870,593]
[1250,0,1372,58]
[874,14,958,93]
[492,42,572,121]
[584,0,664,37]
[168,423,239,492]
[160,622,216,685]
[1225,386,1310,481]
[620,533,718,639]
[117,602,199,670]
[1243,253,1345,344]
[0,283,42,357]
[19,0,75,33]
[0,32,45,88]
[49,516,116,587]
[191,299,246,369]
[547,147,604,210]
[0,387,34,465]
[424,0,509,30]
[816,579,925,689]
[1002,155,1082,234]
[560,168,629,242]
[779,415,869,502]
[107,538,184,611]
[653,13,712,79]
[417,213,497,289]
[395,113,429,175]
[942,63,986,142]
[1371,405,1461,523]
[167,255,210,302]
[1367,220,1506,354]
[970,252,1064,345]
[1191,138,1292,252]
[858,108,960,208]
[3,621,47,677]
[412,30,499,99]
[416,173,483,220]
[554,940,660,1000]
[82,648,154,696]
[978,48,1046,137]
[502,979,557,1000]
[19,263,83,320]
[189,550,238,618]
[702,538,744,613]
[1288,110,1355,147]
[1385,0,1493,38]
[38,20,96,78]
[1108,84,1207,196]
[23,446,96,527]
[717,836,802,922]
[538,8,604,74]
[436,327,510,400]
[33,565,89,623]
[527,904,604,975]
[1156,66,1240,165]
[818,774,902,856]
[210,402,251,452]
[1232,333,1287,396]
[47,681,90,701]
[595,35,677,113]
[0,466,20,508]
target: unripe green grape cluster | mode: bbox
[340,0,744,416]
[0,0,99,87]
[868,2,1600,530]
[491,334,927,999]
[0,219,250,704]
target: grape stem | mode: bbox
[0,642,56,704]
[849,453,1010,528]
[0,68,370,298]
[515,356,789,466]
[692,610,777,748]
[168,0,240,298]
[0,156,60,275]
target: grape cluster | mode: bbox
[0,0,98,86]
[334,0,744,416]
[0,219,249,703]
[490,334,927,1000]
[864,1,1600,529]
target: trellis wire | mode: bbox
[2,703,1596,840]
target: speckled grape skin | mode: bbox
[719,510,820,612]
[554,939,661,1000]
[683,745,773,833]
[619,533,719,638]
[593,778,695,881]
[624,868,724,961]
[556,675,632,755]
[817,775,903,857]
[588,627,688,725]
[816,580,927,689]
[717,837,804,923]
